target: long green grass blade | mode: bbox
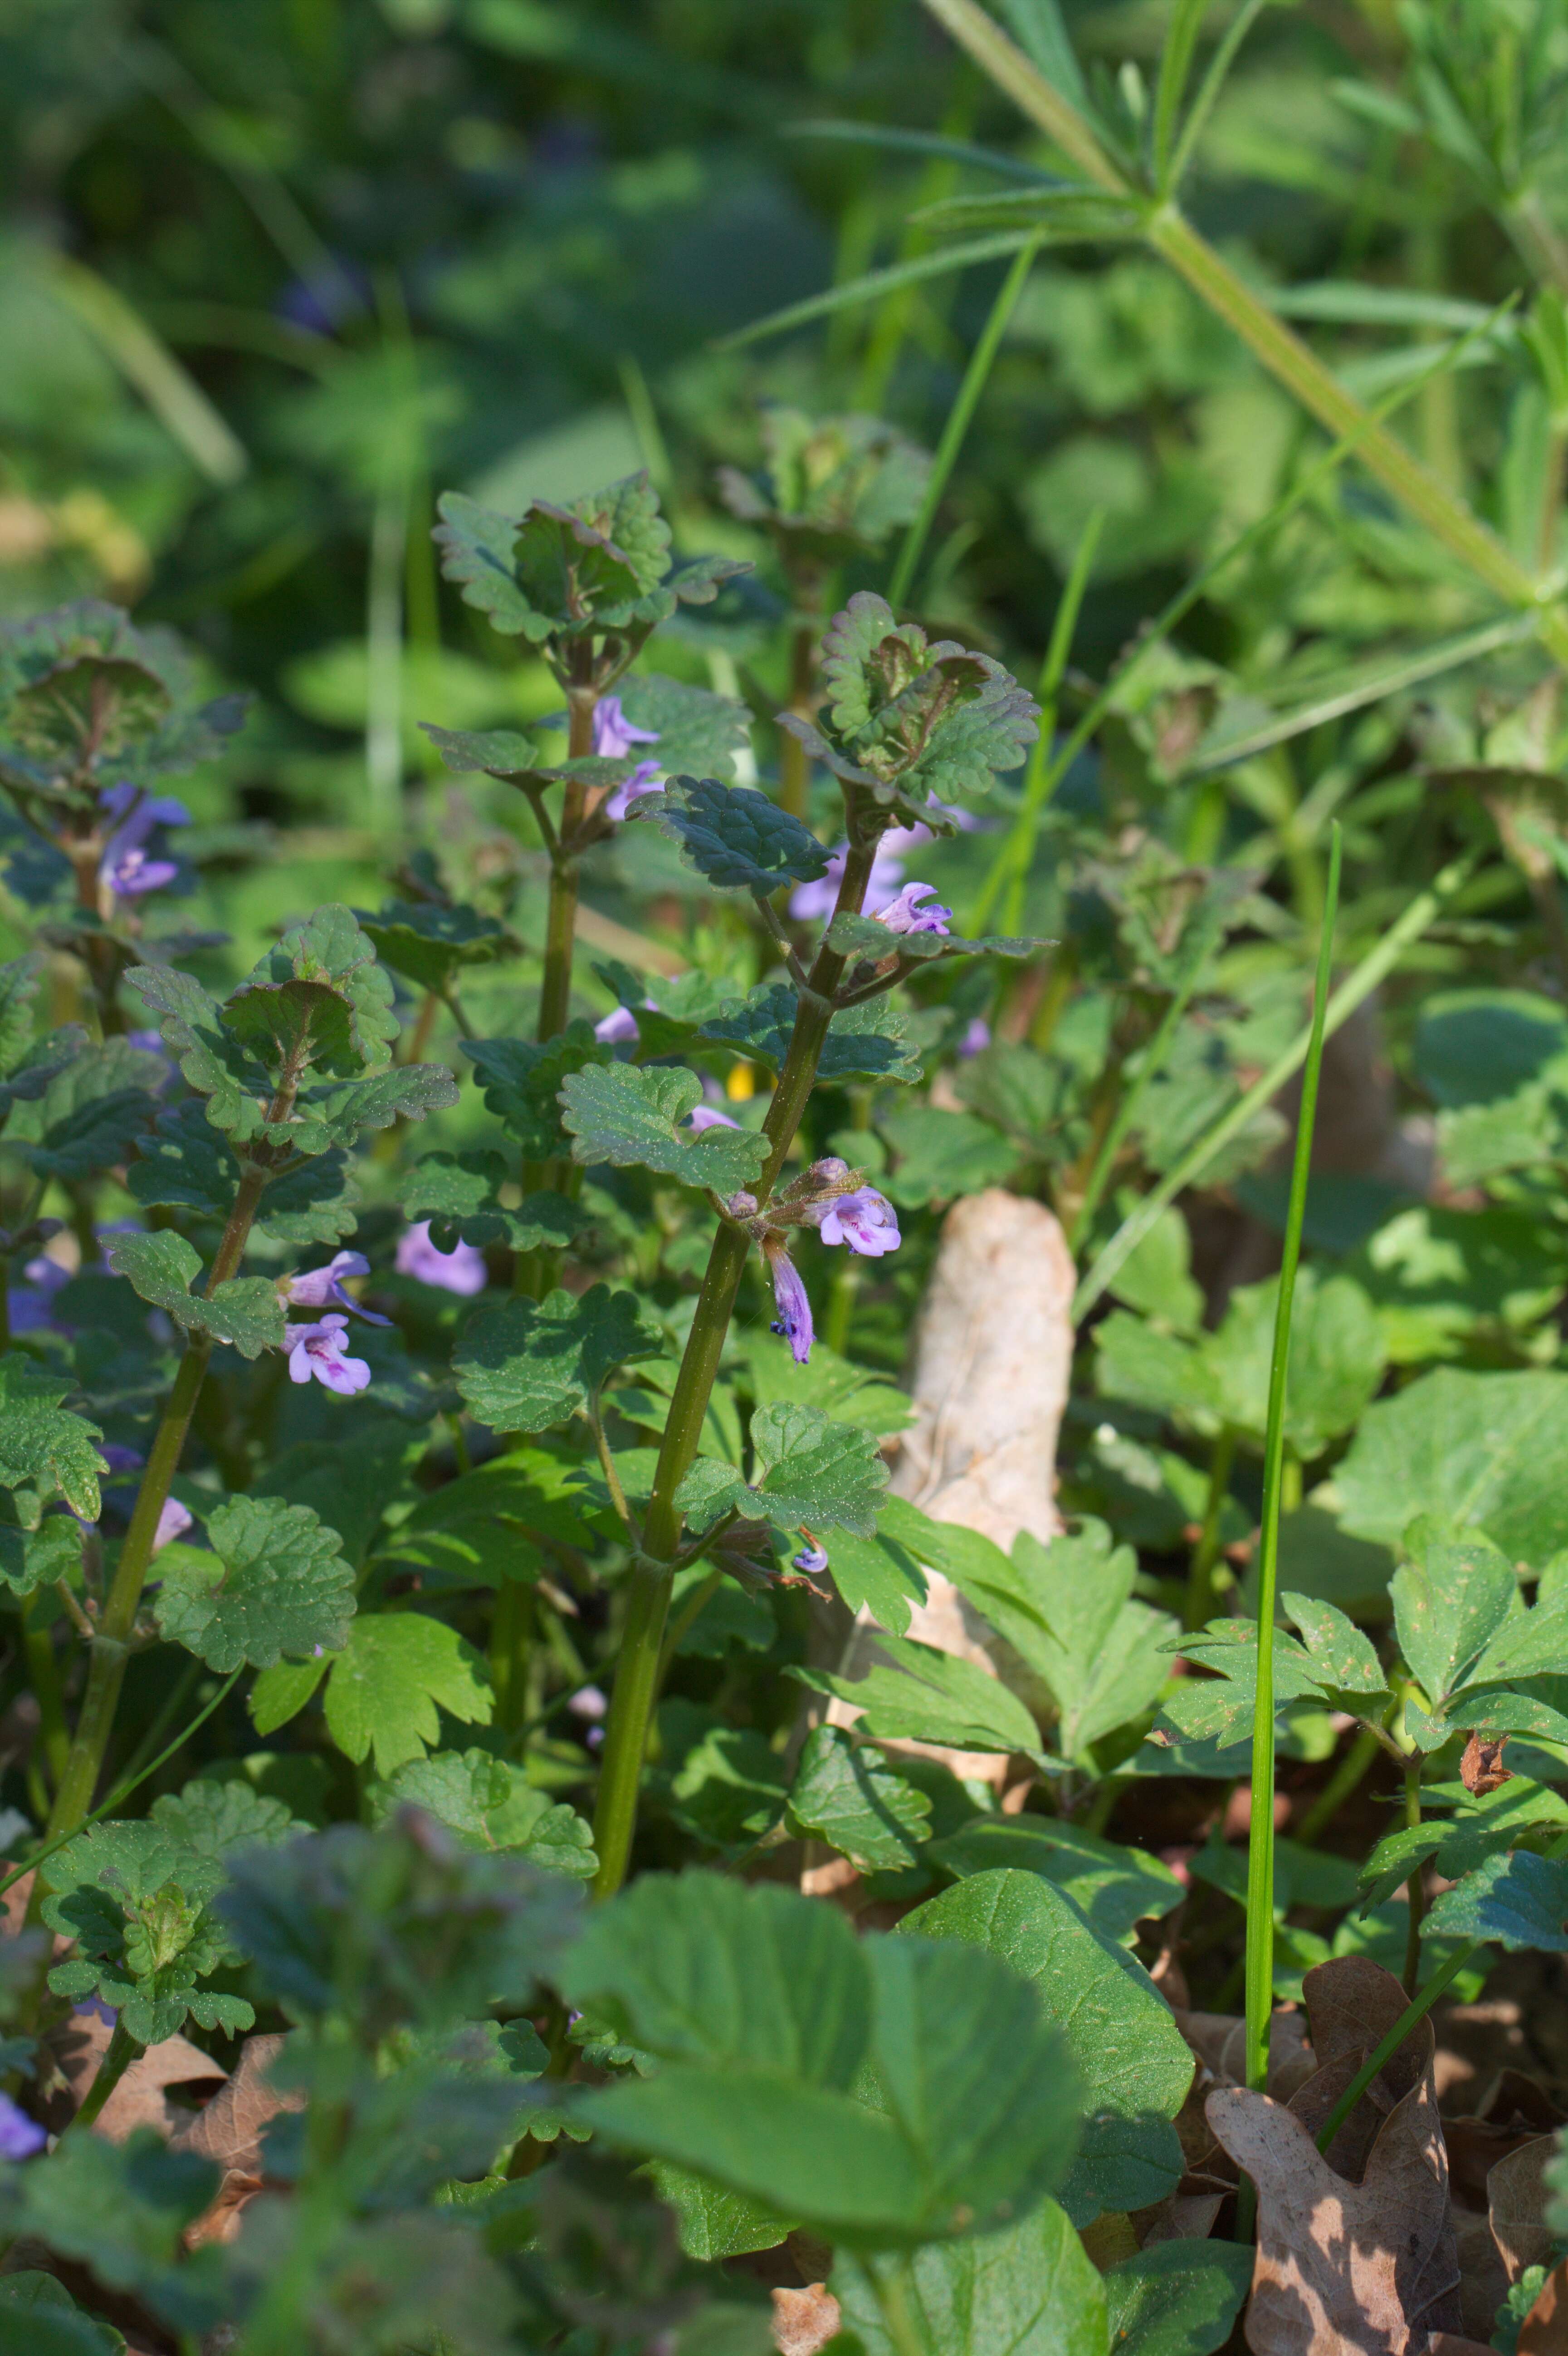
[783,120,1056,182]
[1152,0,1211,192]
[1072,846,1479,1322]
[1166,0,1270,191]
[714,231,1036,350]
[1244,824,1341,2096]
[887,235,1043,606]
[51,258,248,485]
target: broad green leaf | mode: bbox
[374,1749,596,1877]
[1107,1205,1205,1334]
[128,1099,360,1246]
[358,899,512,991]
[640,775,832,895]
[682,1402,889,1538]
[149,1774,299,1863]
[1467,1589,1568,1683]
[106,1229,284,1359]
[945,1518,1177,1763]
[646,2164,794,2263]
[1390,1527,1518,1706]
[305,1060,459,1148]
[878,1105,1018,1207]
[0,2272,125,2356]
[786,1726,932,1871]
[741,1330,914,1436]
[1337,1368,1568,1561]
[1102,2240,1254,2356]
[615,671,752,777]
[463,1022,610,1157]
[1351,1203,1568,1363]
[322,1613,492,1776]
[669,1724,788,1850]
[376,1449,594,1586]
[454,1284,664,1432]
[899,1870,1190,2225]
[928,1818,1184,1943]
[1149,1617,1330,1750]
[1094,1312,1221,1425]
[1422,1848,1568,1950]
[559,1061,770,1190]
[5,1037,162,1180]
[1414,988,1568,1107]
[792,1633,1044,1759]
[10,2127,218,2302]
[699,982,922,1085]
[1209,1271,1386,1457]
[0,1354,105,1518]
[0,1510,83,1597]
[151,1494,355,1672]
[831,2199,1105,2356]
[401,1150,588,1254]
[814,1525,928,1635]
[248,1654,328,1738]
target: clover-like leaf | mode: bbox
[359,900,513,992]
[560,1061,769,1189]
[374,1748,596,1877]
[454,1284,664,1432]
[107,1229,284,1359]
[321,1612,493,1777]
[699,983,922,1085]
[152,1495,355,1671]
[401,1150,589,1254]
[786,1726,931,1872]
[638,774,831,895]
[0,1354,105,1518]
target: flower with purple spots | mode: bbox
[684,1104,741,1132]
[283,1250,392,1325]
[98,783,190,904]
[594,1004,641,1044]
[872,882,951,936]
[284,1315,372,1396]
[153,1497,193,1554]
[0,2093,46,2159]
[817,1187,901,1259]
[395,1222,488,1296]
[763,1238,813,1365]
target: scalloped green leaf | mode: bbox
[786,1726,931,1871]
[464,1022,611,1156]
[793,1633,1044,1759]
[401,1150,589,1255]
[5,1036,164,1180]
[639,774,832,895]
[454,1283,664,1432]
[0,1354,105,1518]
[699,983,922,1084]
[825,909,1045,964]
[106,1229,284,1359]
[560,1060,770,1189]
[677,1401,888,1537]
[152,1494,355,1672]
[321,1611,492,1777]
[359,900,513,992]
[373,1748,596,1877]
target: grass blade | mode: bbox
[51,258,248,486]
[714,232,1036,350]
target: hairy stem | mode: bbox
[1402,1754,1426,1998]
[64,2016,140,2136]
[45,1168,266,1840]
[590,840,879,1897]
[777,616,818,822]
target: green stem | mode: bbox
[537,663,597,1045]
[23,1617,70,1796]
[864,2256,930,2356]
[1185,1426,1237,1633]
[1074,848,1477,1322]
[886,234,1042,610]
[1243,826,1341,2103]
[63,2015,140,2136]
[590,841,880,1898]
[45,1169,265,1841]
[1292,1722,1382,1847]
[993,509,1103,937]
[1402,1753,1425,1999]
[489,1579,533,1742]
[777,615,818,823]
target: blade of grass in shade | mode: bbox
[714,232,1036,350]
[1236,822,1341,2241]
[51,259,248,486]
[990,506,1102,937]
[886,232,1042,606]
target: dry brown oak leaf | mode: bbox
[1207,1956,1463,2355]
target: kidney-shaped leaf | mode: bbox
[152,1494,355,1671]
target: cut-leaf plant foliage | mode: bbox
[16,0,1568,2339]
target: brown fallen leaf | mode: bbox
[172,2034,301,2176]
[1489,2136,1559,2285]
[185,2167,264,2249]
[1460,1732,1514,1797]
[772,2283,841,2356]
[1207,1955,1463,2354]
[1135,2191,1225,2247]
[1519,2258,1568,2356]
[1444,2069,1564,2212]
[1173,2006,1316,2100]
[1452,2206,1511,2344]
[43,2004,226,2142]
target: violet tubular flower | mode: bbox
[791,1539,830,1576]
[594,1004,641,1045]
[284,1315,372,1396]
[872,881,952,936]
[284,1250,392,1325]
[594,696,664,821]
[818,1187,901,1259]
[0,2094,46,2160]
[98,783,191,904]
[395,1222,488,1297]
[684,1104,741,1132]
[763,1238,814,1365]
[152,1497,193,1554]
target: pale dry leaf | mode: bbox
[772,2283,841,2356]
[1452,2205,1510,2343]
[185,2168,264,2249]
[1135,2191,1224,2246]
[172,2033,300,2175]
[45,2003,226,2141]
[1488,2136,1559,2286]
[1174,2006,1315,2099]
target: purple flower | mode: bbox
[283,1250,392,1326]
[685,1105,741,1132]
[764,1240,813,1365]
[958,1017,991,1058]
[73,1997,117,2029]
[789,841,907,924]
[284,1315,372,1396]
[152,1497,193,1554]
[567,1685,607,1720]
[791,1539,830,1576]
[98,1443,145,1476]
[395,1222,488,1296]
[594,1004,641,1044]
[872,882,952,936]
[6,1254,72,1336]
[0,2094,46,2160]
[817,1188,901,1259]
[594,699,664,821]
[98,784,190,904]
